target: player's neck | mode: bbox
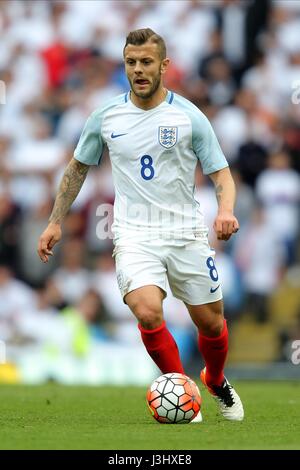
[130,87,168,110]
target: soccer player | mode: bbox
[38,28,244,422]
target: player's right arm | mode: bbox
[37,96,122,262]
[37,158,89,262]
[38,104,107,263]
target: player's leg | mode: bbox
[126,284,202,423]
[166,240,244,420]
[113,242,185,374]
[166,241,227,386]
[185,300,243,421]
[125,285,185,374]
[186,299,227,388]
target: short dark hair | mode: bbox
[123,28,166,60]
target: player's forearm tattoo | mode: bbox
[215,184,223,205]
[49,159,89,224]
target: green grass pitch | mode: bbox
[0,381,299,450]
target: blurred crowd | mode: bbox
[0,0,300,373]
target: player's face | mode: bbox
[124,42,169,99]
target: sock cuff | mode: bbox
[138,321,166,335]
[199,319,227,341]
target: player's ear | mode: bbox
[160,58,170,75]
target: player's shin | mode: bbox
[138,321,185,374]
[198,319,228,387]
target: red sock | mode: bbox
[198,319,228,387]
[138,321,185,374]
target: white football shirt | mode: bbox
[74,91,228,242]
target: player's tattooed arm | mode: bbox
[38,158,89,262]
[209,167,239,240]
[49,158,89,224]
[215,183,223,207]
[209,167,235,213]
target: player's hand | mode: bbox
[37,223,62,263]
[213,211,239,241]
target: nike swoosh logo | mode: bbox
[210,285,220,293]
[111,132,128,139]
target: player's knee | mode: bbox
[200,317,224,337]
[140,317,163,329]
[133,303,163,329]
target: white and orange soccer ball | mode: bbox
[146,373,201,424]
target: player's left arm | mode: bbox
[188,106,239,240]
[208,167,239,241]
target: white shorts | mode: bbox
[113,238,223,306]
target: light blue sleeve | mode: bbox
[191,111,228,175]
[173,95,228,175]
[74,109,104,166]
[74,93,126,166]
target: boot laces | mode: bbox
[212,380,235,407]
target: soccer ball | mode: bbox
[146,373,201,424]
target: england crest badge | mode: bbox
[158,126,178,149]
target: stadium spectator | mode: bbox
[255,150,300,265]
[51,238,91,304]
[234,204,286,322]
[0,265,36,341]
